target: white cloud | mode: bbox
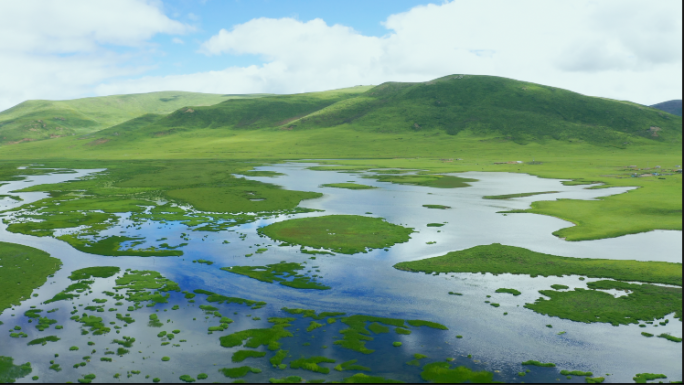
[98,0,682,105]
[3,0,681,110]
[172,38,185,45]
[0,0,191,110]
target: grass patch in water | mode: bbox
[406,320,448,330]
[69,267,120,280]
[193,260,213,265]
[525,280,681,325]
[368,322,389,334]
[221,262,330,290]
[495,288,521,296]
[483,191,560,199]
[114,270,180,306]
[0,242,62,314]
[340,373,404,383]
[0,356,32,383]
[585,377,605,383]
[232,350,267,363]
[219,317,294,351]
[335,315,408,354]
[269,376,303,383]
[258,215,413,254]
[179,374,195,382]
[394,243,682,286]
[281,308,346,320]
[320,183,376,190]
[641,332,654,337]
[395,327,411,335]
[522,360,556,367]
[560,370,593,376]
[27,336,60,346]
[269,350,288,367]
[368,174,476,188]
[657,333,682,342]
[633,373,668,383]
[407,353,427,366]
[219,366,261,379]
[393,342,402,347]
[426,223,444,227]
[193,289,266,310]
[422,204,450,209]
[307,321,323,332]
[290,356,336,374]
[420,362,494,383]
[551,284,569,290]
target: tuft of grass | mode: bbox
[221,262,330,290]
[231,350,266,363]
[420,362,494,383]
[495,288,521,296]
[422,204,451,209]
[0,356,32,383]
[219,366,261,379]
[321,183,376,190]
[406,320,448,330]
[290,356,336,374]
[522,360,556,367]
[483,191,559,199]
[633,373,667,383]
[219,318,294,351]
[657,333,682,343]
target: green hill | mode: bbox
[0,91,269,144]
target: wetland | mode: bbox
[0,161,681,383]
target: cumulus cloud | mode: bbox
[0,0,191,110]
[2,0,681,110]
[97,0,681,105]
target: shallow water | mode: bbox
[0,164,681,383]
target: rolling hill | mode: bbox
[651,100,683,117]
[0,91,270,144]
[0,75,680,160]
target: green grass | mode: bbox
[219,366,261,379]
[290,356,336,374]
[422,204,451,209]
[522,360,556,367]
[281,308,346,320]
[394,243,682,286]
[232,350,267,363]
[114,270,180,305]
[320,183,376,190]
[407,353,428,366]
[392,342,402,347]
[560,370,593,376]
[585,377,605,383]
[340,373,404,383]
[633,373,668,383]
[420,362,494,383]
[269,350,288,367]
[221,262,330,290]
[334,315,408,354]
[27,336,60,346]
[193,289,266,309]
[406,320,448,330]
[0,242,62,315]
[657,333,682,342]
[258,215,413,254]
[219,318,294,351]
[68,267,120,280]
[551,284,570,290]
[525,280,681,325]
[0,357,32,384]
[0,91,252,144]
[269,376,303,383]
[483,191,560,199]
[495,288,522,296]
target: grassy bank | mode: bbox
[393,244,682,286]
[0,242,62,315]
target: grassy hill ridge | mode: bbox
[0,91,269,144]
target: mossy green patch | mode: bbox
[193,289,266,310]
[483,191,560,199]
[269,376,303,383]
[551,284,570,290]
[560,370,593,376]
[0,242,62,314]
[633,373,668,383]
[27,336,60,346]
[525,280,681,325]
[0,356,32,383]
[269,350,289,367]
[522,360,556,367]
[290,356,336,374]
[395,244,682,286]
[68,267,120,280]
[657,333,682,342]
[221,262,330,290]
[219,366,261,379]
[426,223,445,227]
[406,320,448,330]
[114,270,180,305]
[258,215,413,254]
[495,288,521,296]
[232,350,267,363]
[219,317,294,351]
[420,362,494,383]
[179,374,196,382]
[281,308,346,320]
[320,183,376,190]
[369,174,477,188]
[335,315,407,354]
[422,204,451,209]
[585,377,605,383]
[307,321,324,332]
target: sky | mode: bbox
[0,0,681,111]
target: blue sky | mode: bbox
[0,0,681,110]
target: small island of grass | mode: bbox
[320,183,376,190]
[258,215,413,254]
[483,191,560,199]
[422,204,451,209]
[221,262,330,290]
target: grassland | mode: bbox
[394,243,682,286]
[221,262,330,290]
[526,280,681,325]
[258,215,414,254]
[0,356,32,383]
[0,242,62,315]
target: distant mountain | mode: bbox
[135,75,681,147]
[650,100,682,117]
[0,91,268,144]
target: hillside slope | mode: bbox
[651,100,682,117]
[0,91,269,144]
